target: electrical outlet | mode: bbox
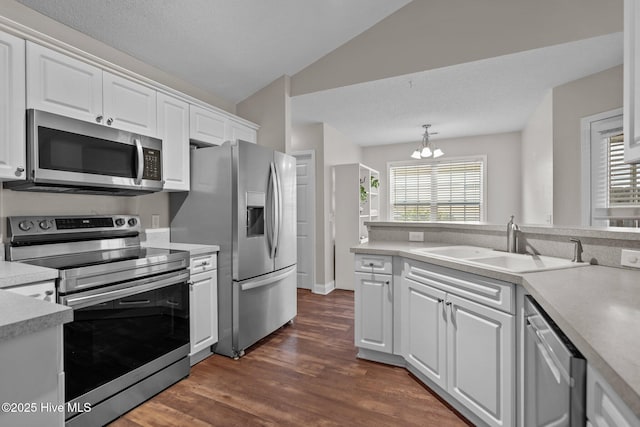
[409,231,424,242]
[151,214,160,229]
[621,249,640,268]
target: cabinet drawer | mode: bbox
[403,259,514,313]
[190,253,217,274]
[5,281,56,302]
[355,254,392,275]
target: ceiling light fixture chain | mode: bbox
[410,124,444,160]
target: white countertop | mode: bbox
[352,240,640,417]
[0,290,72,342]
[143,228,219,256]
[0,260,59,289]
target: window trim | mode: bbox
[387,155,488,222]
[580,108,624,226]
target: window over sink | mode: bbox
[388,156,486,222]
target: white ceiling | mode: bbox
[292,32,624,146]
[14,1,624,146]
[15,0,411,103]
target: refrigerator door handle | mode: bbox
[273,161,282,257]
[240,265,296,291]
[267,162,277,259]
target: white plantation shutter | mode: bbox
[390,158,485,222]
[608,135,640,205]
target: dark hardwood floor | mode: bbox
[110,289,471,426]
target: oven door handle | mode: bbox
[61,270,189,310]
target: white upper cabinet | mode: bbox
[0,31,26,181]
[102,71,156,136]
[625,0,640,162]
[189,104,227,145]
[228,118,257,144]
[157,92,190,191]
[27,42,157,136]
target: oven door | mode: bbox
[60,269,189,417]
[27,109,163,192]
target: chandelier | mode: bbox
[411,124,444,159]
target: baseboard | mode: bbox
[357,348,405,367]
[313,281,335,295]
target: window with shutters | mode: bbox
[584,110,640,227]
[388,156,486,222]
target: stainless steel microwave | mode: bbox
[4,109,163,196]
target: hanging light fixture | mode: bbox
[410,124,444,159]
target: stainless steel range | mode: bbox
[6,215,191,427]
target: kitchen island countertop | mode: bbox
[352,240,640,418]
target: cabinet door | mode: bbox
[588,364,640,427]
[103,71,157,136]
[401,276,447,389]
[447,293,515,427]
[228,119,257,144]
[625,0,640,162]
[157,92,189,191]
[190,270,218,356]
[0,31,26,181]
[26,41,103,123]
[189,104,227,145]
[354,272,393,353]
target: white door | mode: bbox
[189,270,218,356]
[354,272,393,353]
[293,151,315,290]
[157,92,189,191]
[189,104,227,145]
[447,293,515,427]
[0,31,25,181]
[26,41,103,123]
[401,277,447,389]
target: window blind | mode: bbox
[608,135,640,205]
[390,159,484,222]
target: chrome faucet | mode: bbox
[570,238,583,263]
[507,215,519,253]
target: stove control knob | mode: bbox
[115,218,126,227]
[18,220,34,232]
[128,218,137,227]
[39,220,51,230]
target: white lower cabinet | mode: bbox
[354,271,393,353]
[400,259,515,427]
[188,252,218,365]
[588,363,640,427]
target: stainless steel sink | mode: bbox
[412,245,587,273]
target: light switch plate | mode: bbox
[151,214,160,229]
[621,249,640,268]
[409,231,424,242]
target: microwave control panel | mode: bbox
[142,148,162,181]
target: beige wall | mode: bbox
[236,75,291,152]
[0,0,235,112]
[291,0,622,96]
[361,132,522,224]
[521,91,553,225]
[552,65,623,226]
[0,188,169,239]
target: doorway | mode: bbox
[292,151,315,290]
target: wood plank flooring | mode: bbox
[110,289,471,426]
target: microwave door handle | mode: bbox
[134,138,143,185]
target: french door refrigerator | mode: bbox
[170,140,297,358]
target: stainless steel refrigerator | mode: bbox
[170,140,297,358]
